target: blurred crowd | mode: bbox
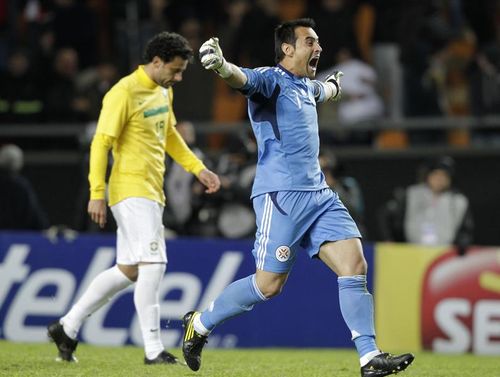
[0,0,491,247]
[1,1,499,134]
[0,139,474,253]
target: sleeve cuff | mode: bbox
[90,190,106,200]
[192,163,207,177]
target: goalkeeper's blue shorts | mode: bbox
[251,188,361,273]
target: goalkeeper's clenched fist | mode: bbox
[199,37,232,78]
[312,70,343,102]
[324,70,343,101]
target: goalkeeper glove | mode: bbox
[324,70,343,101]
[199,37,232,78]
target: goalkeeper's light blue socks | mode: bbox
[193,273,379,366]
[196,274,267,334]
[338,275,380,366]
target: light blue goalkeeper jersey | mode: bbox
[239,64,329,199]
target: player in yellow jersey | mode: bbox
[47,32,220,365]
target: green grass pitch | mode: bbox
[0,340,499,377]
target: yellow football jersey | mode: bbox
[89,65,206,206]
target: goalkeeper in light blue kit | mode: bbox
[182,19,414,377]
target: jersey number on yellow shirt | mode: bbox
[155,120,165,140]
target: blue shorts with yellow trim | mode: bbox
[251,188,361,273]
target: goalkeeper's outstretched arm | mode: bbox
[199,37,247,89]
[313,71,343,103]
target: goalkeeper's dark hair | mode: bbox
[143,32,193,63]
[274,18,316,64]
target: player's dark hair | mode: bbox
[274,18,316,64]
[143,32,193,63]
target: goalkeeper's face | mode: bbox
[292,27,322,79]
[153,56,188,88]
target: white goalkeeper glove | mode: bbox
[324,70,343,101]
[199,37,232,78]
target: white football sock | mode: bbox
[134,263,166,360]
[61,265,133,339]
[360,350,382,366]
[193,312,210,336]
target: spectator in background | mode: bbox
[395,0,475,145]
[420,1,476,146]
[50,0,98,68]
[398,0,442,118]
[467,0,500,144]
[9,0,52,62]
[109,0,157,72]
[217,0,250,63]
[317,47,384,145]
[75,61,120,121]
[44,47,90,122]
[234,0,280,67]
[367,0,405,120]
[0,144,49,230]
[470,39,500,118]
[469,39,500,145]
[32,24,57,81]
[0,49,44,122]
[379,156,473,253]
[307,0,359,72]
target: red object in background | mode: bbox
[0,0,6,26]
[421,248,500,354]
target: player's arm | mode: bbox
[88,133,115,228]
[87,86,128,228]
[199,37,247,89]
[165,125,221,193]
[200,37,278,100]
[312,71,343,103]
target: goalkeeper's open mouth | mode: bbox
[308,56,320,74]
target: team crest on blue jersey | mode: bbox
[275,245,291,262]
